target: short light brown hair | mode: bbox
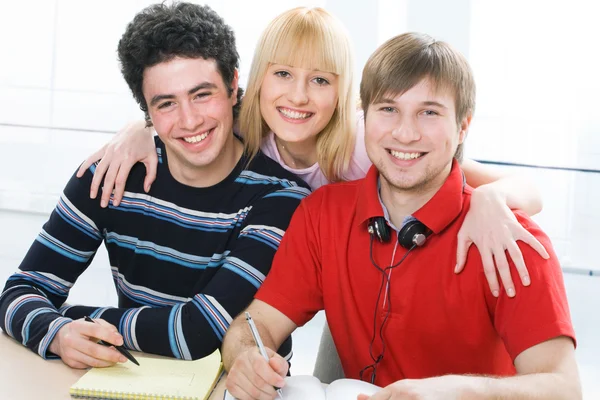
[360,32,475,161]
[240,7,356,182]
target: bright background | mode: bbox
[0,0,598,397]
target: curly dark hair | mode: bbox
[118,2,243,125]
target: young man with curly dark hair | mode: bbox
[0,2,309,369]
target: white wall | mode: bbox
[0,0,331,214]
[0,0,598,270]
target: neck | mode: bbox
[167,134,243,188]
[274,136,318,169]
[380,164,452,227]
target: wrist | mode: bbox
[48,323,68,357]
[460,375,495,400]
[472,184,506,206]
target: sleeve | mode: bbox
[59,182,312,360]
[487,211,576,360]
[255,194,325,327]
[0,167,106,358]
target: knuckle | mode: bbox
[483,265,496,274]
[248,386,263,399]
[251,373,264,388]
[250,356,263,371]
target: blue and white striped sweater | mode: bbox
[0,140,308,361]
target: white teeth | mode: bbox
[390,150,422,160]
[278,108,312,120]
[183,131,210,143]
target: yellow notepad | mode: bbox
[69,349,222,400]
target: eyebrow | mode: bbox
[421,100,448,109]
[149,82,218,107]
[375,98,449,109]
[270,63,337,75]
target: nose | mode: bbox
[178,101,204,131]
[391,116,421,143]
[287,80,309,105]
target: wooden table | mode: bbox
[0,332,227,399]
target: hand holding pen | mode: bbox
[85,316,140,366]
[245,312,284,399]
[48,316,136,369]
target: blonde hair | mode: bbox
[360,32,475,162]
[241,7,356,182]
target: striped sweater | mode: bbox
[0,137,310,361]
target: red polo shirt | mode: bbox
[256,161,575,387]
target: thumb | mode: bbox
[357,395,370,400]
[455,237,472,274]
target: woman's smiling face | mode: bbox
[259,63,339,144]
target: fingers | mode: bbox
[57,320,126,368]
[99,162,121,208]
[89,156,111,200]
[92,318,119,333]
[112,160,137,207]
[142,152,159,193]
[77,319,124,347]
[63,346,120,369]
[267,352,289,378]
[505,240,530,287]
[519,229,550,259]
[227,370,277,400]
[77,145,107,178]
[455,234,473,274]
[480,251,500,297]
[226,349,285,400]
[76,337,126,365]
[359,387,392,400]
[492,247,516,297]
[249,352,285,389]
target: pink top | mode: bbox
[260,112,372,191]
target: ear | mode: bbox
[231,69,239,105]
[458,113,472,144]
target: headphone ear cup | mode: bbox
[368,217,390,243]
[398,220,429,249]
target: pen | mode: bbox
[245,312,283,399]
[84,316,140,366]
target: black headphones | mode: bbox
[360,216,431,384]
[367,216,430,249]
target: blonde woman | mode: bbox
[78,7,548,297]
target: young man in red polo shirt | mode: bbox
[221,32,581,400]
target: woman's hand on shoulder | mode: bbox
[455,185,549,297]
[76,120,158,207]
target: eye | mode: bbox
[274,71,291,78]
[158,101,175,110]
[194,92,210,100]
[422,110,439,116]
[312,77,330,86]
[379,106,396,113]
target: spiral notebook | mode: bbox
[69,349,222,400]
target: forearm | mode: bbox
[0,284,71,358]
[462,158,542,216]
[62,301,224,360]
[459,373,580,400]
[475,176,542,217]
[222,313,279,372]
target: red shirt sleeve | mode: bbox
[488,211,576,360]
[255,196,324,327]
